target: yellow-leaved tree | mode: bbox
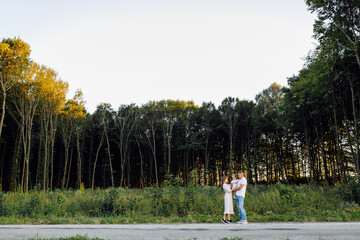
[9,61,42,193]
[59,89,86,189]
[0,37,31,141]
[38,67,68,190]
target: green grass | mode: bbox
[29,236,103,240]
[0,182,359,224]
[29,237,246,240]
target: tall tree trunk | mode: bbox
[62,143,70,189]
[229,130,234,176]
[167,133,172,175]
[163,128,167,174]
[10,128,22,191]
[342,104,358,176]
[43,115,49,191]
[204,136,210,185]
[49,117,55,190]
[127,145,131,188]
[0,84,6,140]
[104,131,114,187]
[66,147,73,189]
[348,75,360,175]
[36,117,43,187]
[146,125,158,186]
[332,90,346,183]
[314,124,329,186]
[303,114,312,183]
[92,133,104,189]
[88,130,94,187]
[136,137,144,188]
[76,130,82,189]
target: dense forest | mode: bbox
[0,0,359,192]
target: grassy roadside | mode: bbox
[0,182,359,224]
[29,236,246,240]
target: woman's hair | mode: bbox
[221,176,228,186]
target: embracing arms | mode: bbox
[231,184,244,192]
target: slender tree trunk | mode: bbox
[0,84,6,140]
[204,136,210,185]
[348,75,360,175]
[92,132,104,189]
[163,128,167,174]
[104,131,114,187]
[36,117,43,186]
[303,115,312,183]
[167,133,172,175]
[146,124,158,186]
[62,143,69,188]
[43,115,49,191]
[119,142,125,188]
[88,130,94,187]
[20,124,25,192]
[10,128,22,191]
[127,145,131,188]
[332,90,346,183]
[50,117,55,190]
[229,129,234,176]
[136,137,144,188]
[24,111,35,193]
[66,147,73,189]
[314,124,329,186]
[342,104,358,175]
[61,121,72,189]
[76,130,82,189]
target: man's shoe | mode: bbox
[240,221,248,224]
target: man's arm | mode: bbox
[231,184,244,192]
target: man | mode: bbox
[231,170,248,224]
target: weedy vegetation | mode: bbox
[0,177,359,224]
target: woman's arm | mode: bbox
[223,184,232,193]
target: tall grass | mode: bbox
[0,180,359,224]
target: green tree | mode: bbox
[115,104,137,187]
[219,97,240,176]
[142,101,160,186]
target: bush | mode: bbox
[0,192,7,216]
[338,176,360,205]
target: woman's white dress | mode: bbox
[223,183,234,214]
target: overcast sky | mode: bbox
[1,0,316,113]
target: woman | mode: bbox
[221,176,234,223]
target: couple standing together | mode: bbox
[222,170,247,224]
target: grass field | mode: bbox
[0,179,359,224]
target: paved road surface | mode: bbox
[0,222,359,240]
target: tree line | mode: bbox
[0,0,359,192]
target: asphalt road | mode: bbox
[0,222,359,240]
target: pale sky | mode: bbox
[1,0,316,113]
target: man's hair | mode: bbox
[238,170,244,175]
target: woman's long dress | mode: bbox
[223,183,234,214]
